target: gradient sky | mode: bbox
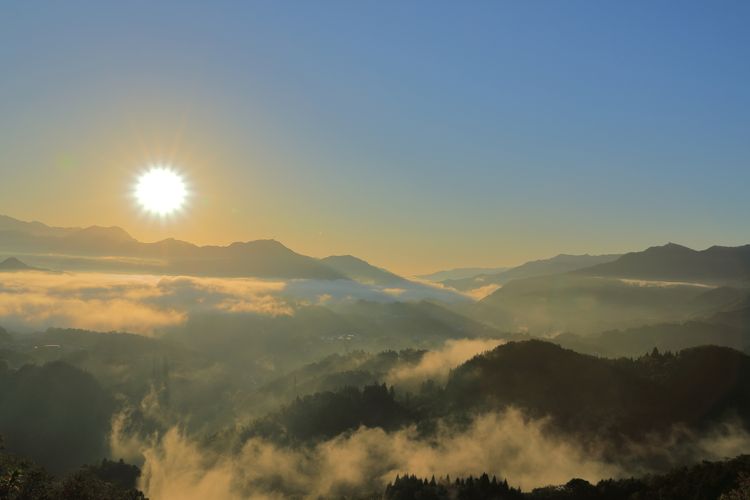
[1,1,749,274]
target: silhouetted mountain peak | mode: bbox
[68,225,136,243]
[0,257,48,272]
[0,257,31,270]
[226,239,296,254]
[646,242,693,253]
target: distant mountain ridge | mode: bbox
[467,243,750,334]
[7,214,748,293]
[577,242,750,284]
[0,215,76,238]
[472,270,750,335]
[551,289,750,357]
[0,215,342,279]
[0,215,428,285]
[417,266,509,282]
[442,253,622,291]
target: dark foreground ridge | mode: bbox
[385,455,750,500]
[0,442,146,500]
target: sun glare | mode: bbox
[134,166,188,216]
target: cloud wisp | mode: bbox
[133,409,619,500]
[386,338,504,389]
[126,409,750,500]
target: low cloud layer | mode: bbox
[465,283,502,299]
[0,271,471,335]
[127,410,750,500]
[0,272,291,334]
[386,338,504,389]
[134,409,619,500]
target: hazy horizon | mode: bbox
[3,1,749,275]
[0,212,714,276]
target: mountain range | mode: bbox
[433,243,750,294]
[438,253,622,291]
[456,243,750,335]
[3,214,750,301]
[577,242,750,284]
[416,266,509,282]
[471,272,738,335]
[0,215,402,282]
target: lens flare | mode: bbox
[134,166,188,216]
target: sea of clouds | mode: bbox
[0,271,466,334]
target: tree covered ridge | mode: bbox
[0,436,146,500]
[444,341,750,437]
[0,360,114,473]
[2,338,750,499]
[385,455,750,500]
[386,473,523,500]
[241,340,750,448]
[246,382,411,442]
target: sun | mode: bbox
[134,165,188,216]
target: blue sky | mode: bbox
[1,1,748,273]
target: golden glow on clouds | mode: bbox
[0,272,291,335]
[135,166,188,216]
